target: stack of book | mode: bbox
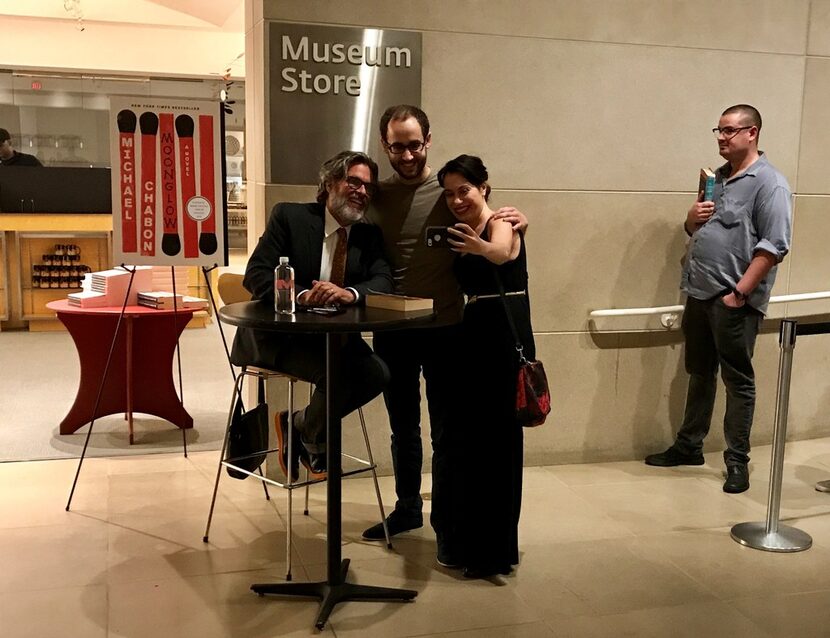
[151,266,190,295]
[67,290,109,308]
[90,269,133,305]
[137,291,184,309]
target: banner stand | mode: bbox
[731,320,812,552]
[170,266,188,458]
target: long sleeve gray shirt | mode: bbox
[681,153,792,315]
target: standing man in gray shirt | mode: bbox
[645,104,792,494]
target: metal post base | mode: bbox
[815,480,830,493]
[251,559,417,630]
[731,522,812,552]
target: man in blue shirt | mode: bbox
[645,104,792,494]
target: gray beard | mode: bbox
[328,195,364,225]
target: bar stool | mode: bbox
[202,274,391,581]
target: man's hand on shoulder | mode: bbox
[493,206,528,232]
[301,281,356,307]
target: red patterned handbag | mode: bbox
[515,357,550,427]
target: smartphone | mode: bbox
[425,226,455,248]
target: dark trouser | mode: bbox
[373,323,462,537]
[674,295,763,466]
[272,334,389,453]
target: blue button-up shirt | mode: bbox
[681,153,792,315]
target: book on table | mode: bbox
[137,291,183,309]
[182,296,209,310]
[365,292,433,313]
[698,167,716,202]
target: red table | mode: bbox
[47,300,195,443]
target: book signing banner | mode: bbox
[109,96,227,267]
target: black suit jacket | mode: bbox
[231,201,393,367]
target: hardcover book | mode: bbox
[698,167,716,202]
[365,293,433,313]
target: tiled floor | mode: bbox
[2,438,830,637]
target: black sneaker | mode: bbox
[723,464,749,493]
[274,411,301,482]
[436,534,462,569]
[362,510,423,541]
[644,447,705,467]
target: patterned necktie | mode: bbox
[330,227,347,287]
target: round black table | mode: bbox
[218,301,436,629]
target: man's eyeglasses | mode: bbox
[712,126,753,139]
[384,141,426,155]
[345,175,377,197]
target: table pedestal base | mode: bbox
[731,521,812,552]
[251,559,417,629]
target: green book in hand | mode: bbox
[698,167,716,202]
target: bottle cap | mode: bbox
[279,256,289,264]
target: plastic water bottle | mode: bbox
[274,256,295,315]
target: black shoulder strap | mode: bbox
[492,263,527,364]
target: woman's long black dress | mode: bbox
[453,224,535,573]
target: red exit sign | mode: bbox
[31,81,43,90]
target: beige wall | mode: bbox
[248,0,830,468]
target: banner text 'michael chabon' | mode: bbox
[281,35,412,96]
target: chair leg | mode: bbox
[259,374,270,501]
[203,372,245,543]
[285,378,295,581]
[303,467,310,515]
[358,407,392,549]
[256,467,270,500]
[304,383,313,515]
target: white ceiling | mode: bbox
[0,0,244,30]
[0,1,246,77]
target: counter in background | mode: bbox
[0,213,215,331]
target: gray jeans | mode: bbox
[674,295,763,466]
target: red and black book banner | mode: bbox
[110,97,227,267]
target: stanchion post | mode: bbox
[730,320,812,552]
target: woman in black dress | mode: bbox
[437,155,535,579]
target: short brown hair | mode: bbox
[379,105,430,144]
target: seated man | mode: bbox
[231,150,393,479]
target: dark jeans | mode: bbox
[272,334,389,452]
[674,295,763,466]
[373,323,462,537]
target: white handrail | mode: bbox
[590,291,830,318]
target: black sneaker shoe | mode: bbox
[437,534,462,569]
[274,411,301,482]
[723,464,749,493]
[644,446,705,467]
[362,510,423,541]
